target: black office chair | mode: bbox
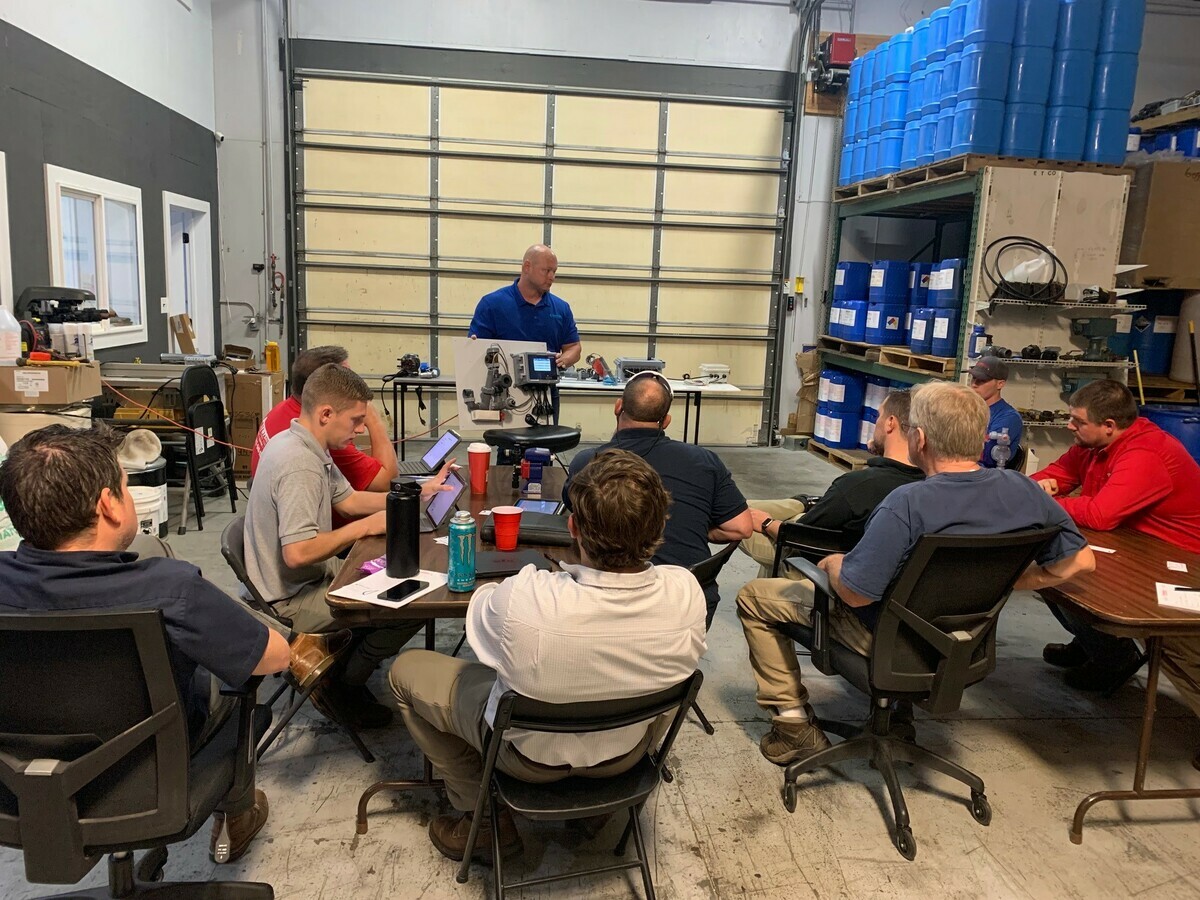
[770,521,855,576]
[457,671,704,900]
[777,528,1061,860]
[219,516,373,764]
[483,425,581,486]
[0,609,272,898]
[1006,444,1027,474]
[686,543,739,735]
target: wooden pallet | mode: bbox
[808,439,872,472]
[1138,375,1199,404]
[818,335,883,361]
[833,154,1130,201]
[878,346,957,378]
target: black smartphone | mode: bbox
[378,579,429,602]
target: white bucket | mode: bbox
[130,485,168,538]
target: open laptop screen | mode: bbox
[421,430,460,469]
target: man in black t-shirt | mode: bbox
[0,425,290,863]
[739,390,924,574]
[564,372,752,626]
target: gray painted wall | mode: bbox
[0,19,220,361]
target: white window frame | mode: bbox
[0,153,12,314]
[45,164,148,349]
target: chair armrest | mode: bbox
[789,558,836,675]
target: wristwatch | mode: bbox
[760,516,774,535]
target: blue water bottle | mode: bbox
[447,511,477,592]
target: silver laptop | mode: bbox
[397,429,461,476]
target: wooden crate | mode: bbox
[808,439,872,472]
[878,347,957,378]
[818,335,883,361]
[1138,375,1199,404]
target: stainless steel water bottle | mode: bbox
[386,478,421,578]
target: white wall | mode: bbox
[0,0,216,129]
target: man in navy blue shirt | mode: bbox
[0,425,291,863]
[470,244,582,422]
[738,382,1095,766]
[970,356,1023,469]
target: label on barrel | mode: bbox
[886,316,901,331]
[828,383,846,404]
[827,419,842,442]
[860,420,873,446]
[867,310,881,329]
[912,320,928,341]
[933,318,950,339]
[835,269,846,286]
[870,268,885,288]
[1154,317,1177,334]
[1114,314,1132,334]
[844,309,857,326]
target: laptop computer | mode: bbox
[419,470,466,533]
[397,429,461,476]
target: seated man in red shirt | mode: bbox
[250,345,397,493]
[1033,379,1200,705]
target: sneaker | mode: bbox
[210,789,269,863]
[310,681,394,730]
[1043,641,1089,669]
[760,715,831,766]
[1064,655,1146,694]
[289,629,353,690]
[428,808,523,864]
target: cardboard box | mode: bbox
[1120,162,1200,289]
[0,362,102,406]
[792,350,820,436]
[230,412,264,478]
[222,371,284,418]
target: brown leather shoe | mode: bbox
[289,629,353,690]
[429,808,522,864]
[210,789,269,863]
[760,715,831,766]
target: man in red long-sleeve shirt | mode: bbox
[1033,379,1200,715]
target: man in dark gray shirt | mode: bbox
[246,363,455,728]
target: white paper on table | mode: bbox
[329,568,447,608]
[1167,561,1188,573]
[1091,546,1116,554]
[1156,582,1200,613]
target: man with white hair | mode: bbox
[737,381,1096,766]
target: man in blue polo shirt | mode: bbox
[469,244,582,422]
[970,356,1023,469]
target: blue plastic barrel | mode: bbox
[1129,312,1176,375]
[854,95,871,141]
[909,307,937,355]
[879,129,905,174]
[823,369,866,411]
[931,309,961,357]
[865,302,908,345]
[1049,50,1097,109]
[903,309,914,344]
[864,375,892,411]
[968,323,988,358]
[1014,0,1059,49]
[952,99,1005,156]
[843,300,869,342]
[869,91,885,137]
[827,407,863,450]
[1091,52,1138,111]
[928,7,951,63]
[862,49,877,94]
[1007,45,1053,105]
[1099,0,1146,54]
[922,62,945,118]
[1177,127,1200,157]
[930,258,965,308]
[965,0,1020,46]
[850,140,867,182]
[834,261,871,300]
[912,18,931,70]
[901,121,921,169]
[839,143,853,186]
[1085,109,1130,163]
[1057,0,1104,51]
[845,99,859,141]
[907,70,927,122]
[918,114,938,165]
[942,52,963,110]
[1043,105,1089,160]
[828,303,844,339]
[872,42,889,92]
[909,263,934,306]
[1001,102,1047,156]
[865,137,880,178]
[936,106,957,160]
[1154,131,1176,153]
[849,57,864,97]
[948,0,970,55]
[958,41,1013,101]
[858,407,880,451]
[870,260,911,302]
[1108,311,1133,358]
[1140,406,1200,464]
[884,83,909,130]
[889,32,913,82]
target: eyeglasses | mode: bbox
[626,369,674,400]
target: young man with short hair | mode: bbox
[969,356,1023,469]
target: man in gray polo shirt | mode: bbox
[246,363,455,728]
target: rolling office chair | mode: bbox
[482,425,581,487]
[776,528,1060,860]
[685,543,739,736]
[0,609,272,898]
[769,520,855,576]
[457,672,704,900]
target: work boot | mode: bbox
[210,790,269,863]
[760,713,831,766]
[310,681,394,730]
[889,700,917,744]
[428,807,523,864]
[1064,654,1146,694]
[1043,641,1089,669]
[289,629,353,690]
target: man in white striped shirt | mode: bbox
[389,449,706,864]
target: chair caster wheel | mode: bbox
[136,847,168,882]
[971,791,992,826]
[894,827,917,861]
[783,780,797,813]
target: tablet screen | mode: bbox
[426,470,465,526]
[515,498,563,515]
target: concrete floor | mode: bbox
[5,443,1200,899]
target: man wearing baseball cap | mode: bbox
[970,356,1023,469]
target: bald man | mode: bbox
[469,244,582,422]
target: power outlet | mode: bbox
[160,297,170,314]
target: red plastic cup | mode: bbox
[491,506,523,551]
[468,442,491,495]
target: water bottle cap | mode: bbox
[451,511,474,523]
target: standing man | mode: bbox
[1032,379,1200,698]
[469,244,582,422]
[970,356,1023,469]
[563,371,752,627]
[245,363,454,728]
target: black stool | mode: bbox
[483,425,581,488]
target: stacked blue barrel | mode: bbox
[909,258,964,356]
[838,0,1145,186]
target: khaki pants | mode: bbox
[736,576,874,711]
[389,649,653,811]
[274,558,422,685]
[739,498,809,576]
[1162,637,1200,720]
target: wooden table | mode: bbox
[327,465,571,833]
[1040,527,1200,843]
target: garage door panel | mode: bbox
[306,269,431,314]
[303,148,430,197]
[558,282,650,324]
[440,158,545,205]
[555,96,659,152]
[304,80,431,137]
[553,223,654,270]
[663,170,779,217]
[440,88,546,149]
[659,229,775,274]
[657,285,771,327]
[307,324,426,379]
[553,165,656,216]
[667,104,784,162]
[439,219,545,264]
[304,209,430,257]
[657,337,766,383]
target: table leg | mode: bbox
[1069,637,1200,843]
[391,381,401,458]
[682,391,691,443]
[693,393,703,444]
[399,384,408,461]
